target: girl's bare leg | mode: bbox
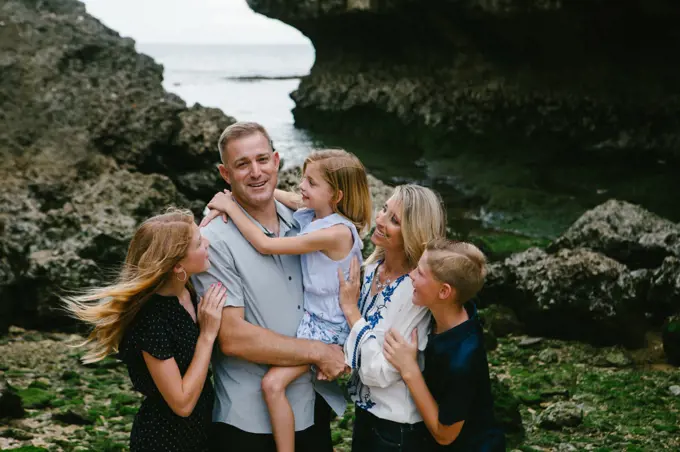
[261,364,310,452]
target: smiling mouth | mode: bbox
[249,181,267,189]
[374,229,386,238]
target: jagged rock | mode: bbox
[647,257,680,319]
[53,407,94,425]
[0,378,25,419]
[538,349,559,364]
[490,377,523,435]
[248,1,680,159]
[662,315,680,366]
[537,402,583,430]
[549,200,680,269]
[479,305,523,337]
[479,247,649,346]
[0,0,235,334]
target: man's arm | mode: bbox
[194,223,346,378]
[218,306,345,377]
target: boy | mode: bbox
[383,239,505,451]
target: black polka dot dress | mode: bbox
[118,292,214,452]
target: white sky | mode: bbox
[81,0,309,45]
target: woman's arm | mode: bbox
[142,284,225,417]
[274,189,303,210]
[143,335,214,417]
[342,277,431,389]
[384,330,465,445]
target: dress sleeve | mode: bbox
[191,225,245,308]
[344,276,431,389]
[137,301,174,361]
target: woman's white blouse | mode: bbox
[343,261,432,424]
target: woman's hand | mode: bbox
[383,329,420,378]
[199,190,235,227]
[197,283,226,341]
[337,257,362,327]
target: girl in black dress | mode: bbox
[64,208,226,452]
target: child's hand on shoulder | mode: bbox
[208,190,236,212]
[384,329,420,378]
[201,190,237,227]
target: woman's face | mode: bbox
[178,224,210,277]
[371,196,404,252]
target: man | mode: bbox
[192,122,347,452]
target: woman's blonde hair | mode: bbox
[425,239,487,304]
[366,184,447,269]
[303,149,372,236]
[62,208,196,363]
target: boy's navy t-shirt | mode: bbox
[422,302,505,451]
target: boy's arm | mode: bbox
[401,370,465,445]
[274,189,303,210]
[383,329,467,446]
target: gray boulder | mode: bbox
[0,0,235,334]
[537,401,583,430]
[479,247,648,346]
[549,200,680,269]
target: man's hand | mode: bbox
[315,344,347,381]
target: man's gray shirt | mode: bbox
[192,201,313,434]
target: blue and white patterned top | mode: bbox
[343,261,432,424]
[293,208,364,325]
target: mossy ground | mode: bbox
[2,327,678,451]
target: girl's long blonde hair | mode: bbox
[63,208,196,363]
[303,149,372,236]
[366,184,447,269]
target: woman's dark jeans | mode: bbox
[351,405,427,452]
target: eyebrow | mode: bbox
[234,153,270,165]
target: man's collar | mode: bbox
[237,200,297,237]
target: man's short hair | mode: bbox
[425,239,487,304]
[216,121,274,164]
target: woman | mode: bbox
[339,184,447,452]
[63,208,225,452]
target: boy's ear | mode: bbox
[439,283,453,300]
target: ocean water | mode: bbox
[138,43,317,169]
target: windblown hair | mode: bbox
[303,149,372,236]
[217,121,274,164]
[62,208,196,363]
[366,184,447,269]
[425,238,487,304]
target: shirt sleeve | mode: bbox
[191,224,245,308]
[438,350,478,425]
[344,277,431,389]
[137,303,173,361]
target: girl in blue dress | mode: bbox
[206,149,372,452]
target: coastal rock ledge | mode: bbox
[0,0,236,334]
[248,0,680,159]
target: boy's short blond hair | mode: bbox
[425,239,487,304]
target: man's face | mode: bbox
[219,132,279,208]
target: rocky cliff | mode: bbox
[248,0,680,159]
[0,0,234,334]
